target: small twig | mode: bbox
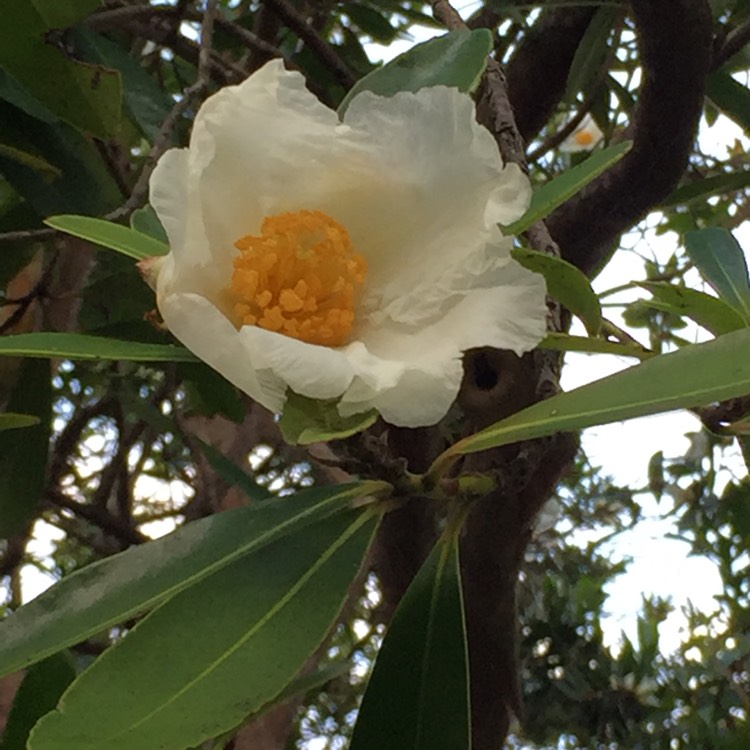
[48,489,147,546]
[431,0,467,30]
[0,227,56,244]
[201,13,283,62]
[526,101,593,163]
[86,3,177,30]
[261,0,356,89]
[527,22,621,163]
[107,0,218,222]
[714,17,750,68]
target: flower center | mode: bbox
[229,210,367,347]
[575,130,595,146]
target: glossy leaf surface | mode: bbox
[637,281,746,335]
[339,28,492,114]
[350,539,469,750]
[504,141,631,235]
[0,483,385,677]
[45,215,169,260]
[684,227,750,322]
[0,333,195,363]
[29,511,379,750]
[513,247,602,334]
[447,327,750,457]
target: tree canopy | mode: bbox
[1,2,750,750]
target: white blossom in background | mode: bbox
[145,60,547,428]
[560,114,604,152]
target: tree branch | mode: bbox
[505,7,598,143]
[546,0,714,276]
[260,0,356,89]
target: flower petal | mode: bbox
[338,258,547,427]
[157,290,286,413]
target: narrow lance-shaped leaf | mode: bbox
[661,170,750,209]
[504,141,632,235]
[45,215,169,260]
[513,247,602,334]
[539,333,652,360]
[438,327,750,459]
[684,227,750,322]
[0,653,76,750]
[339,28,493,115]
[706,70,750,134]
[29,510,379,750]
[637,281,746,336]
[350,538,470,750]
[0,413,39,431]
[0,359,51,538]
[0,333,195,363]
[0,482,387,678]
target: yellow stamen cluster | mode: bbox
[229,210,367,347]
[575,130,595,146]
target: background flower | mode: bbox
[560,114,605,152]
[149,60,547,428]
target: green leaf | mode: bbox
[512,247,602,334]
[70,28,174,142]
[45,215,169,260]
[706,70,750,133]
[0,107,122,216]
[0,482,386,678]
[346,3,400,43]
[129,204,168,244]
[539,332,652,360]
[350,539,469,750]
[504,141,632,235]
[0,653,76,750]
[0,359,51,538]
[0,413,39,431]
[637,281,747,335]
[445,327,750,457]
[684,227,750,322]
[661,170,750,208]
[0,333,195,363]
[0,66,59,123]
[339,29,492,115]
[24,0,102,29]
[0,144,61,178]
[279,391,378,445]
[28,510,379,750]
[193,438,272,502]
[0,2,121,139]
[564,7,619,102]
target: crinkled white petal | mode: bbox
[336,258,547,427]
[150,60,548,428]
[158,290,356,411]
[156,290,285,413]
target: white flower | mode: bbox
[148,60,547,428]
[560,114,604,152]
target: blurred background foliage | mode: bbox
[1,1,750,748]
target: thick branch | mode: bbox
[505,7,597,143]
[547,0,714,276]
